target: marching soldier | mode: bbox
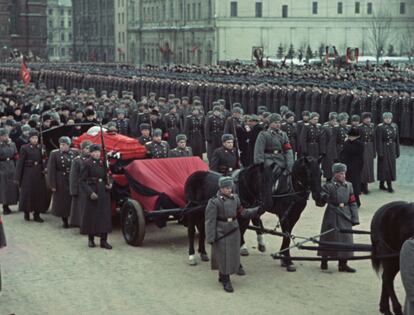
[335,112,350,156]
[205,105,225,161]
[209,134,239,175]
[69,140,92,228]
[296,110,310,157]
[376,112,400,193]
[299,112,326,161]
[168,134,193,157]
[317,163,359,273]
[358,112,376,194]
[205,176,260,293]
[47,136,77,228]
[321,112,338,181]
[79,144,112,249]
[145,128,169,159]
[138,123,151,145]
[14,129,47,222]
[0,128,19,215]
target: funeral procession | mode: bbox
[1,0,414,314]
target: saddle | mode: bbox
[271,164,293,196]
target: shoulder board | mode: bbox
[370,123,374,127]
[186,115,192,118]
[304,122,309,125]
[145,141,152,145]
[317,123,321,126]
[51,149,59,153]
[378,123,383,126]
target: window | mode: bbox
[61,33,65,41]
[61,48,65,56]
[282,5,288,18]
[208,0,212,18]
[48,9,53,15]
[337,2,343,14]
[192,3,196,20]
[48,20,53,28]
[69,33,72,41]
[61,20,64,28]
[230,2,238,17]
[187,3,191,19]
[400,2,406,14]
[68,20,71,27]
[122,12,124,24]
[60,9,64,16]
[198,3,201,19]
[312,2,318,14]
[170,1,174,19]
[255,2,262,17]
[367,2,372,14]
[355,2,360,14]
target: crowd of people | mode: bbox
[0,62,408,294]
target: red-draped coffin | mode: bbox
[72,131,146,160]
[124,157,208,212]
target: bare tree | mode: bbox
[367,9,392,65]
[400,24,414,62]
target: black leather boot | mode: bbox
[379,181,387,191]
[338,260,356,273]
[62,217,69,228]
[3,205,11,215]
[386,181,394,193]
[100,234,112,250]
[220,274,234,293]
[320,258,328,270]
[33,213,44,223]
[236,264,246,276]
[88,235,96,248]
[24,212,30,221]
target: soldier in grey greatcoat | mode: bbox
[317,163,359,273]
[79,144,112,249]
[168,134,193,157]
[358,112,376,194]
[400,237,414,315]
[376,112,400,193]
[14,129,47,222]
[47,137,78,228]
[0,128,19,215]
[69,140,91,228]
[321,112,338,181]
[205,176,259,293]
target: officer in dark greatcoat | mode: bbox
[145,128,169,159]
[281,111,297,158]
[317,163,359,273]
[205,105,225,161]
[114,109,130,136]
[209,134,239,175]
[69,140,91,228]
[321,112,338,181]
[335,112,350,157]
[79,144,112,249]
[358,112,376,194]
[138,123,151,145]
[47,136,77,228]
[163,105,181,149]
[168,134,193,157]
[0,128,19,215]
[299,112,325,161]
[184,107,205,158]
[376,112,400,193]
[14,129,47,222]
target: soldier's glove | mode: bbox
[105,184,112,190]
[90,192,98,200]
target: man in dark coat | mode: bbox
[184,108,205,158]
[321,112,338,181]
[14,129,47,222]
[281,111,297,158]
[168,134,193,157]
[358,112,375,194]
[138,123,151,145]
[15,124,31,152]
[239,114,263,167]
[69,140,91,228]
[209,134,239,175]
[317,163,359,272]
[114,109,130,136]
[0,128,19,214]
[299,112,325,161]
[205,176,259,293]
[145,128,170,159]
[296,110,310,157]
[335,112,350,157]
[340,128,364,207]
[163,104,181,149]
[376,112,400,193]
[79,144,112,249]
[205,105,225,161]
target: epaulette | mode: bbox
[378,123,383,126]
[145,141,152,145]
[51,149,59,153]
[317,123,321,126]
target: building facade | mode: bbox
[127,0,414,65]
[0,0,47,59]
[72,0,115,62]
[115,0,128,62]
[47,0,73,62]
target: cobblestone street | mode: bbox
[0,147,413,315]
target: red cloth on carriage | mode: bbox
[124,157,209,211]
[72,131,146,160]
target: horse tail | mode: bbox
[371,241,382,275]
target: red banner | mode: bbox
[20,62,30,85]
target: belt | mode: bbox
[0,157,11,161]
[217,217,236,222]
[265,150,281,154]
[25,160,40,167]
[87,178,104,184]
[331,202,346,208]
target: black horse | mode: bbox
[184,156,323,269]
[371,201,414,315]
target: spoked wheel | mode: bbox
[121,199,145,246]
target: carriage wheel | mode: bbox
[121,199,146,246]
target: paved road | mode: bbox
[0,146,413,315]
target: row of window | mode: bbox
[118,12,125,25]
[143,1,212,23]
[48,9,71,16]
[118,31,126,44]
[48,32,73,42]
[49,47,73,57]
[48,19,72,29]
[142,46,213,65]
[230,1,407,18]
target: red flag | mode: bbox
[20,60,30,86]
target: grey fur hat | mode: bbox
[80,140,92,150]
[221,134,234,142]
[176,134,187,143]
[383,112,393,119]
[268,113,282,123]
[332,163,347,173]
[59,136,71,145]
[153,128,162,137]
[338,112,349,121]
[218,176,234,188]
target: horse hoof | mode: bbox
[200,253,209,262]
[240,248,250,256]
[258,244,266,253]
[188,256,197,266]
[394,308,403,315]
[286,265,297,272]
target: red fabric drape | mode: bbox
[20,62,30,85]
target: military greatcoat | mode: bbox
[69,154,88,227]
[299,123,326,160]
[205,114,225,160]
[376,123,400,182]
[209,146,239,175]
[48,149,77,218]
[0,140,19,205]
[168,146,193,157]
[358,122,376,184]
[145,140,170,159]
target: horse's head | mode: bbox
[238,163,273,210]
[292,156,323,205]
